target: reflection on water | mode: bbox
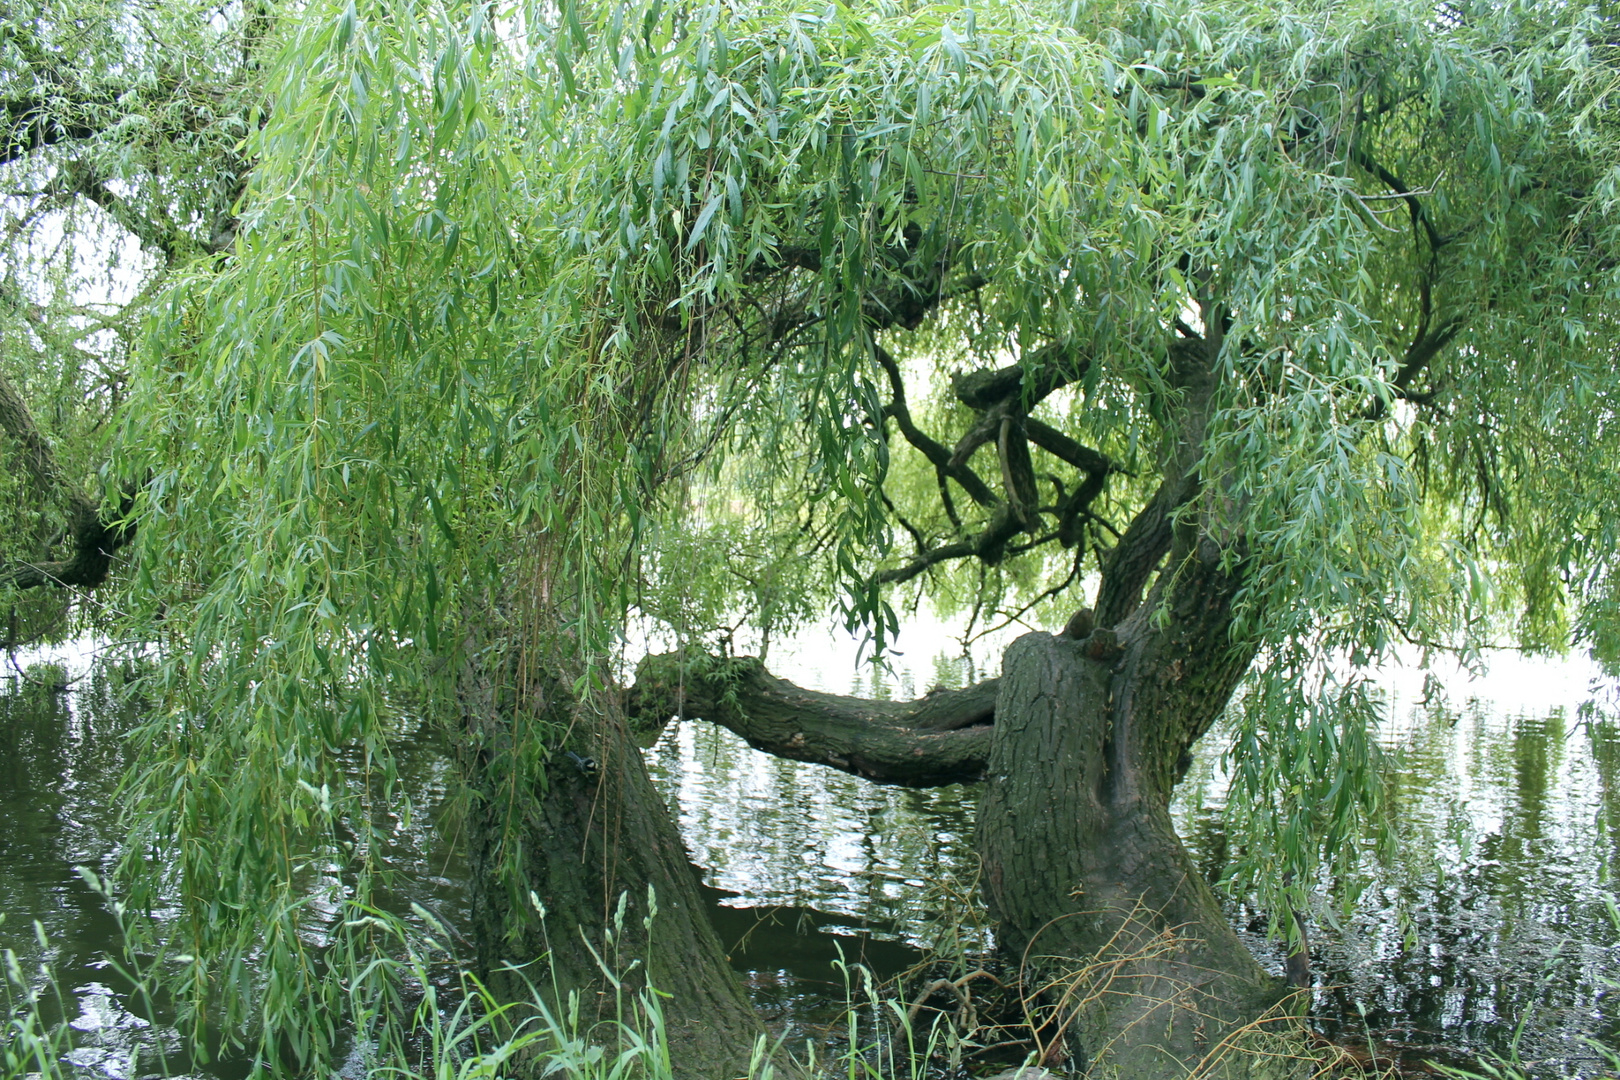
[642,641,1620,1077]
[0,662,212,1080]
[3,644,1618,1077]
[1177,691,1620,1076]
[0,660,469,1080]
[643,721,983,1038]
[1306,704,1619,1075]
[645,720,981,943]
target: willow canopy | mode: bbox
[3,0,1618,1074]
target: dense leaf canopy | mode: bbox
[4,0,1620,1063]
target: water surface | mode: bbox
[2,638,1616,1077]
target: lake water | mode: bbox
[2,632,1617,1077]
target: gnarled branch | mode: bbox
[873,342,999,508]
[627,651,997,787]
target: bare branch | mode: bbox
[627,651,996,786]
[873,342,999,508]
[1351,147,1445,254]
[872,539,977,585]
[998,414,1040,529]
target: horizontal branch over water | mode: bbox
[628,650,997,787]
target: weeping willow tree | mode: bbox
[0,0,260,636]
[5,0,1620,1075]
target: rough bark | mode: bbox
[1093,337,1217,630]
[626,609,1301,1076]
[460,648,770,1080]
[619,322,1307,1074]
[627,650,995,786]
[624,572,1306,1077]
[961,326,1305,1075]
[976,546,1296,1078]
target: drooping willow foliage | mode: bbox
[3,0,1609,1062]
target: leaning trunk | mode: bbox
[619,544,1302,1076]
[458,648,767,1079]
[977,545,1293,1078]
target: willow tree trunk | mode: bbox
[977,545,1293,1078]
[620,548,1303,1076]
[459,655,767,1080]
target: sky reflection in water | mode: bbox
[1,636,1617,1077]
[643,628,1620,1076]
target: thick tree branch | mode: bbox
[1055,466,1109,549]
[1365,317,1465,421]
[68,165,185,263]
[872,539,977,585]
[1348,145,1469,419]
[872,336,1122,585]
[2,516,132,590]
[1093,477,1182,627]
[768,242,985,333]
[946,344,1093,469]
[1094,337,1218,627]
[950,341,1089,411]
[1024,418,1114,475]
[0,367,95,521]
[998,414,1040,530]
[874,497,1046,584]
[627,651,997,786]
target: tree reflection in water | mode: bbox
[645,644,1620,1077]
[2,648,1617,1076]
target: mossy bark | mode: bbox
[628,650,994,785]
[459,654,768,1080]
[977,546,1300,1079]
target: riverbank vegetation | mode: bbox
[4,0,1620,1074]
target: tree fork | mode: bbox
[978,539,1292,1077]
